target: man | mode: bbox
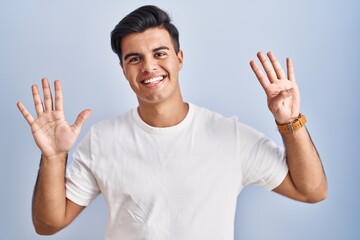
[17,5,327,240]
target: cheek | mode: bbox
[165,61,181,73]
[123,67,136,81]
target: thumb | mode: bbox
[269,88,294,110]
[72,109,92,135]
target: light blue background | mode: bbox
[2,0,359,239]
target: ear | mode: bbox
[177,50,184,70]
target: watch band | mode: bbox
[277,114,307,133]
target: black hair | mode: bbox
[111,5,180,63]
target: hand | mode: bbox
[250,51,300,124]
[17,78,92,158]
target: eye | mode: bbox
[155,52,167,58]
[128,56,141,64]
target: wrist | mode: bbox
[276,113,307,133]
[41,153,68,162]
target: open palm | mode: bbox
[17,78,91,158]
[250,51,300,124]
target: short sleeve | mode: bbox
[66,130,100,206]
[239,123,288,191]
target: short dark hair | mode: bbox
[111,5,180,63]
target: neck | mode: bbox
[138,100,189,128]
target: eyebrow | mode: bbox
[153,46,170,52]
[123,46,170,61]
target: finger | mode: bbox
[267,51,286,79]
[17,101,35,125]
[32,84,44,116]
[250,60,270,90]
[72,109,92,135]
[287,57,296,82]
[54,80,64,111]
[42,78,53,112]
[257,51,278,83]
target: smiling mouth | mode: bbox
[141,75,165,86]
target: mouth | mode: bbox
[140,75,166,86]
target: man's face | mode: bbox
[120,27,183,105]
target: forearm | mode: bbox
[281,127,327,200]
[32,153,68,234]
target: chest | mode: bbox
[93,132,240,205]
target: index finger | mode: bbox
[257,51,278,83]
[250,59,270,90]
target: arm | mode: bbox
[250,52,327,203]
[17,78,91,234]
[32,154,85,234]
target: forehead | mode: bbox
[121,28,174,54]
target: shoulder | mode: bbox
[191,103,241,129]
[191,103,233,123]
[190,104,239,138]
[89,109,134,136]
[190,103,265,139]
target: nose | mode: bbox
[141,56,158,73]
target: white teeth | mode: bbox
[143,76,164,84]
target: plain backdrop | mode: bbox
[1,0,359,239]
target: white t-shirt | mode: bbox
[66,103,288,240]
